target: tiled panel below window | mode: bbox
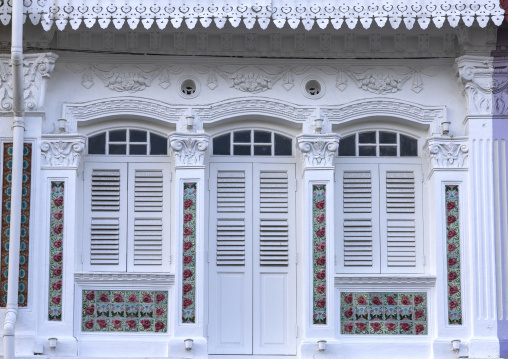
[82,290,168,333]
[340,292,427,335]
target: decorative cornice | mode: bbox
[456,56,508,116]
[0,53,58,112]
[74,272,175,285]
[424,136,469,172]
[335,276,436,286]
[40,135,86,169]
[169,133,210,167]
[297,134,340,169]
[3,1,502,31]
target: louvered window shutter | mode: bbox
[337,164,380,273]
[380,164,424,273]
[215,168,249,266]
[255,165,294,267]
[127,163,170,272]
[83,163,128,271]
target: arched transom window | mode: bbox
[212,130,292,156]
[88,129,168,155]
[339,131,418,157]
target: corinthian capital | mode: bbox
[297,134,340,169]
[424,136,469,175]
[169,133,210,167]
[456,55,508,116]
[40,135,86,169]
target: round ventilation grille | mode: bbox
[181,79,197,96]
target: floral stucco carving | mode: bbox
[297,134,340,168]
[40,135,86,169]
[169,133,210,167]
[424,137,469,171]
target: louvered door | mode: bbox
[380,164,423,273]
[337,164,380,273]
[127,163,170,272]
[253,163,296,355]
[83,163,128,271]
[208,163,253,354]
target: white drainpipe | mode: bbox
[3,0,25,358]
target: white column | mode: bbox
[37,134,85,355]
[424,136,471,358]
[456,55,500,358]
[296,133,340,358]
[168,132,209,359]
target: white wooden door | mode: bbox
[208,163,296,355]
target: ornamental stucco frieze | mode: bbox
[424,137,469,171]
[0,53,57,112]
[1,1,502,31]
[169,133,210,167]
[456,56,508,116]
[40,135,86,169]
[297,134,340,169]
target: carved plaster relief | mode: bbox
[456,56,508,115]
[297,134,340,168]
[40,135,86,169]
[169,133,210,167]
[0,53,58,112]
[424,137,469,170]
[67,64,182,92]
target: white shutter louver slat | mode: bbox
[216,218,246,266]
[90,218,120,265]
[134,170,163,212]
[343,219,373,267]
[217,171,246,213]
[386,172,415,213]
[133,218,163,265]
[258,171,290,267]
[91,170,121,211]
[343,172,372,213]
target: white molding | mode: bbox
[74,272,175,285]
[40,135,86,169]
[335,275,436,287]
[4,1,503,31]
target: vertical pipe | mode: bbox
[3,0,24,358]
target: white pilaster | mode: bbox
[36,134,85,356]
[456,55,500,358]
[296,133,340,357]
[168,132,209,359]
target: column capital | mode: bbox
[169,132,210,168]
[423,136,469,176]
[296,133,340,169]
[40,134,86,169]
[455,55,508,116]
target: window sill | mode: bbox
[74,272,175,285]
[334,275,436,286]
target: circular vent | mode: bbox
[181,79,196,96]
[301,77,325,99]
[305,80,321,96]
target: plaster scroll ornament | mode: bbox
[40,138,86,168]
[169,134,210,167]
[456,58,508,116]
[297,134,340,168]
[67,64,183,92]
[425,139,469,169]
[0,53,58,112]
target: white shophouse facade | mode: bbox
[0,1,507,359]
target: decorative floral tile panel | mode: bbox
[340,292,427,335]
[446,185,462,325]
[82,290,168,333]
[1,143,32,307]
[182,183,196,323]
[48,181,64,321]
[313,184,326,325]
